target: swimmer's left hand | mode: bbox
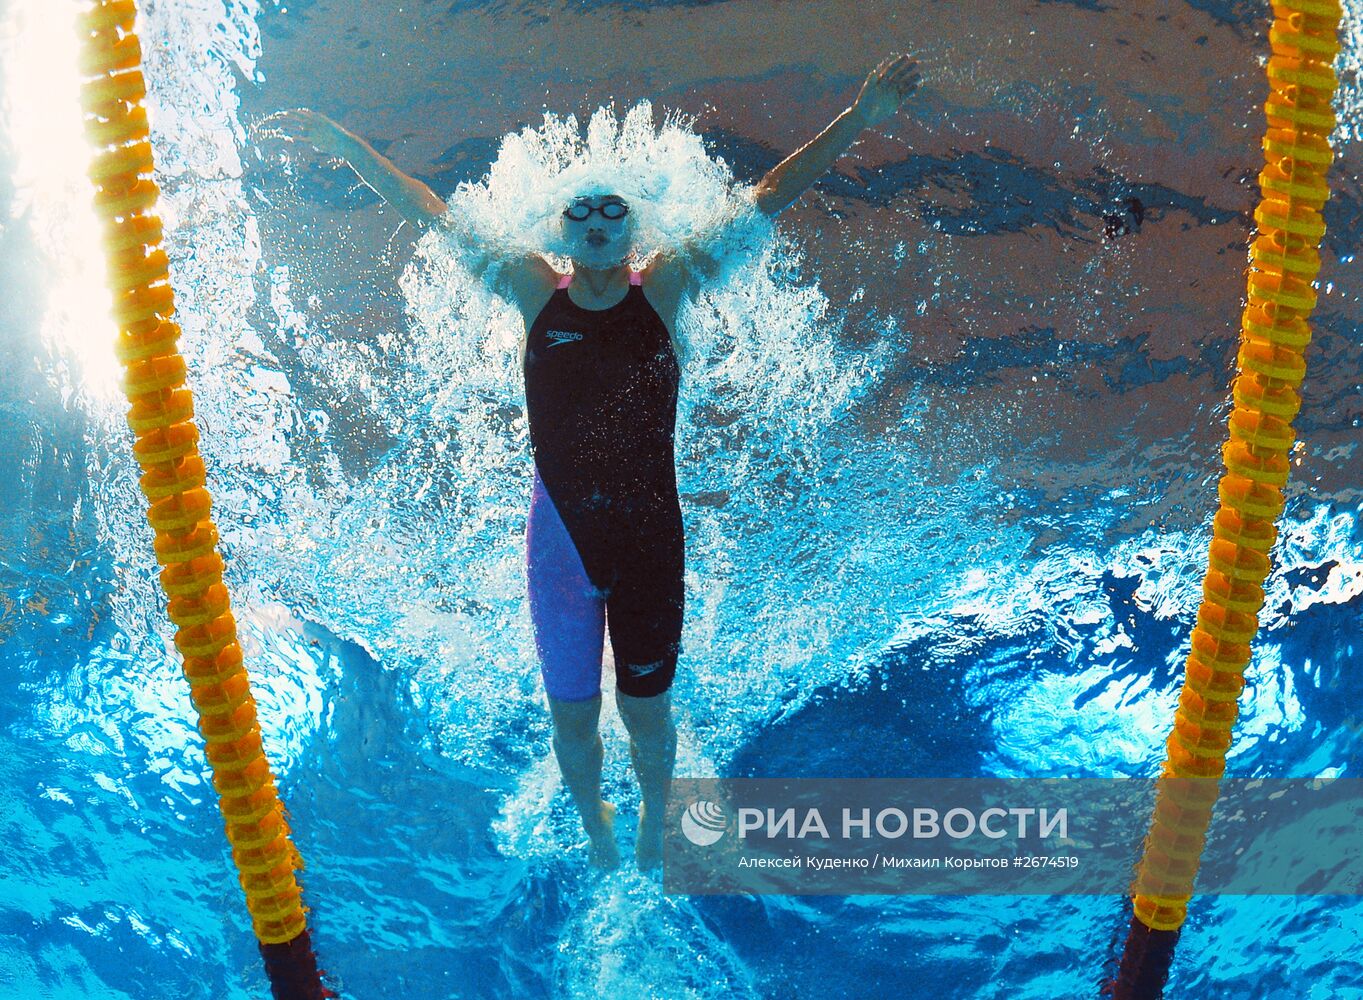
[852,54,922,129]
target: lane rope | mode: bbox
[74,0,312,950]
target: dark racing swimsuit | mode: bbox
[523,270,684,700]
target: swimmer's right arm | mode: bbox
[258,109,447,229]
[258,109,554,305]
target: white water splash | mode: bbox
[1332,0,1363,147]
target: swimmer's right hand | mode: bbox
[254,109,356,157]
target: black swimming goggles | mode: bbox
[563,201,629,221]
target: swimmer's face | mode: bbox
[561,193,633,267]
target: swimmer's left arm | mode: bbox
[646,55,919,302]
[751,54,921,217]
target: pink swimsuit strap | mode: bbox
[557,270,642,289]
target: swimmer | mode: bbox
[261,53,921,871]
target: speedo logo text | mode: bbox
[545,329,584,347]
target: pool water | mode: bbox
[3,1,1363,997]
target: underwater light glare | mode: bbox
[2,0,123,398]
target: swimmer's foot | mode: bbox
[636,801,664,870]
[583,800,620,870]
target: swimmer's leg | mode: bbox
[616,688,677,871]
[547,692,619,871]
[607,507,685,869]
[528,472,618,869]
